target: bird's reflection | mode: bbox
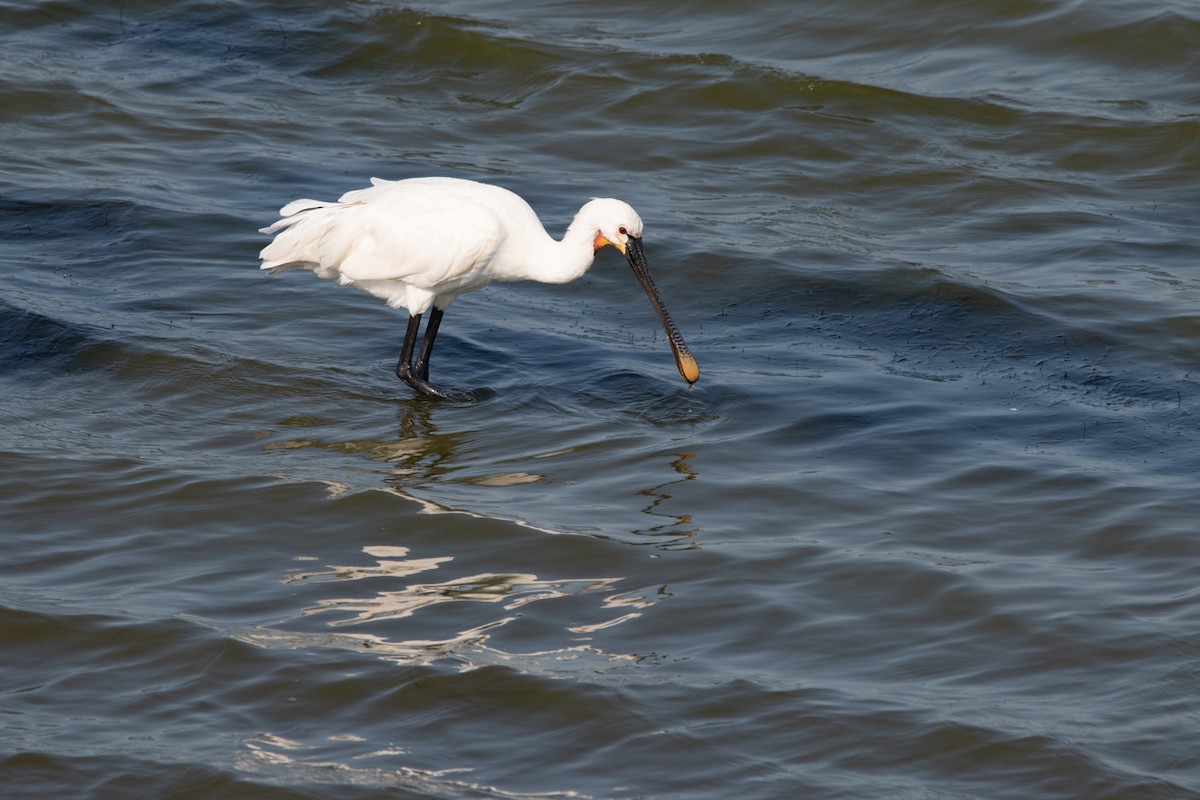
[254,405,702,668]
[264,402,703,549]
[633,452,699,549]
[268,402,465,481]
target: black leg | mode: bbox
[414,307,443,382]
[395,312,452,399]
[395,313,422,380]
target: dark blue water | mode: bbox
[3,1,1199,798]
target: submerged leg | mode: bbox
[395,312,452,399]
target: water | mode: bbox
[3,1,1199,797]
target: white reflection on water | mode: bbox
[237,545,665,670]
[285,545,452,584]
[239,732,580,799]
[304,569,621,627]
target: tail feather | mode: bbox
[258,198,334,272]
[258,198,326,236]
[279,198,327,217]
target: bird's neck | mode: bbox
[521,217,599,285]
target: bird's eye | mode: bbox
[618,226,628,235]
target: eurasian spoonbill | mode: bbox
[259,176,699,399]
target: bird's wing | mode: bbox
[321,181,507,291]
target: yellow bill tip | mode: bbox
[677,352,700,385]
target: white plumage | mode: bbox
[258,176,698,398]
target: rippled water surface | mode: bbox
[3,1,1200,798]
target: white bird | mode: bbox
[258,176,699,399]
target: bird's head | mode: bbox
[581,198,644,255]
[574,197,699,386]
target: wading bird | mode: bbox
[258,177,699,399]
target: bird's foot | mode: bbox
[396,365,459,401]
